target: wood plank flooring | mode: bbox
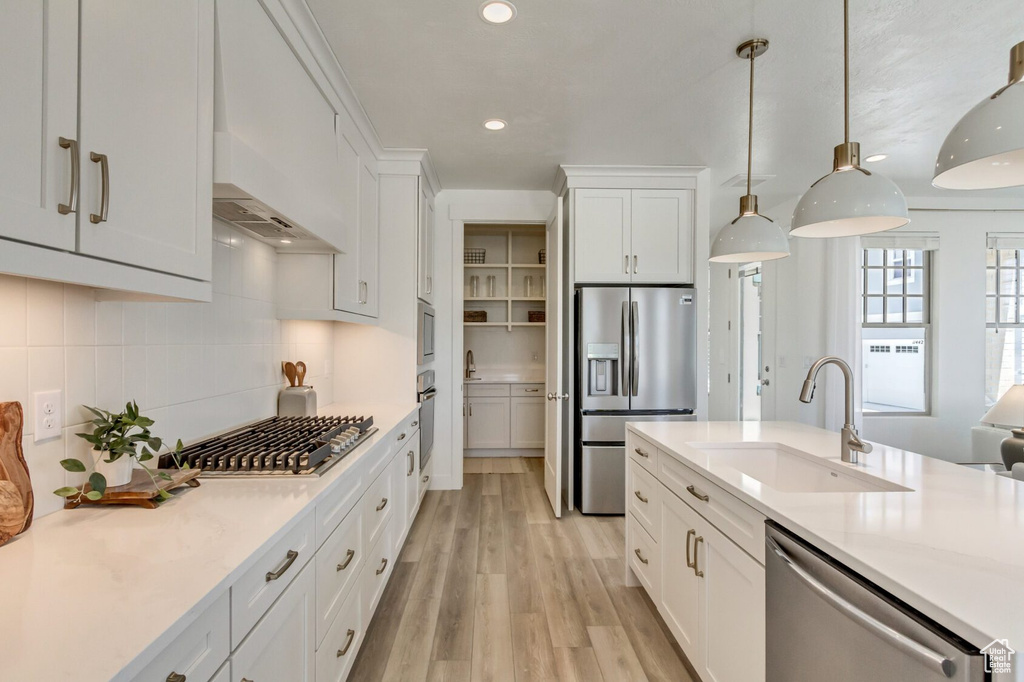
[350,457,695,682]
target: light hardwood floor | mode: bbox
[351,457,695,682]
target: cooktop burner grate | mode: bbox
[159,415,377,477]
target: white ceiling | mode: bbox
[306,0,1023,226]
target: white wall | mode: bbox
[1,221,335,519]
[432,190,557,490]
[709,199,1024,462]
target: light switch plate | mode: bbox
[34,390,62,442]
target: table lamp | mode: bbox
[981,384,1024,469]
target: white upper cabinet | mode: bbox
[358,161,379,317]
[574,188,694,284]
[631,189,693,283]
[0,0,79,251]
[76,0,212,280]
[417,179,435,304]
[574,189,632,283]
[334,129,364,314]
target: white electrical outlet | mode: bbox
[34,390,62,443]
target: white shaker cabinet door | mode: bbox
[359,161,379,317]
[334,129,363,314]
[0,0,78,250]
[417,180,435,304]
[698,516,765,682]
[77,0,212,280]
[660,488,703,667]
[232,561,316,682]
[466,397,511,449]
[573,188,631,283]
[630,189,694,283]
[510,396,545,449]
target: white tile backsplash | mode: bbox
[0,224,335,521]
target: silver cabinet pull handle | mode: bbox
[376,557,388,575]
[685,529,695,569]
[89,152,109,224]
[422,475,430,483]
[58,137,79,215]
[376,497,388,512]
[634,548,649,565]
[633,490,648,504]
[411,421,418,427]
[693,536,704,577]
[337,549,355,572]
[765,536,956,678]
[337,629,356,657]
[426,275,432,294]
[397,432,407,441]
[407,451,415,476]
[166,673,186,682]
[686,484,709,502]
[634,447,649,458]
[525,388,540,392]
[265,549,299,582]
[633,254,638,274]
[241,679,253,682]
[624,254,629,273]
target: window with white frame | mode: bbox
[861,248,930,414]
[985,247,1024,406]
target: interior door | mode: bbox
[544,203,564,517]
[0,0,79,251]
[77,0,212,279]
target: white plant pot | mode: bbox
[91,450,133,488]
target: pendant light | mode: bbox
[790,0,908,238]
[710,39,790,263]
[933,42,1024,190]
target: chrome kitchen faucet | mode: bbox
[799,356,872,464]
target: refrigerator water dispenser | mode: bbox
[587,343,620,397]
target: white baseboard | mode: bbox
[464,448,543,458]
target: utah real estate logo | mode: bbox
[981,639,1015,675]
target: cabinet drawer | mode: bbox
[627,512,660,602]
[361,518,394,619]
[628,431,659,475]
[315,583,363,682]
[363,466,394,551]
[659,455,765,564]
[510,383,544,396]
[133,590,229,682]
[467,383,510,397]
[231,509,316,649]
[629,459,660,541]
[419,456,432,505]
[316,467,364,549]
[315,504,364,648]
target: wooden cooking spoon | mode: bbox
[283,361,297,387]
[295,361,307,387]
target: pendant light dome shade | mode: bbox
[791,145,910,238]
[710,211,790,262]
[933,42,1024,190]
[710,38,790,263]
[791,0,908,238]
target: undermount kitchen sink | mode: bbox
[693,442,913,493]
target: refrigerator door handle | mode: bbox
[621,301,630,396]
[631,300,639,397]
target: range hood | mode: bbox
[212,0,349,255]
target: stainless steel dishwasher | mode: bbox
[765,522,986,682]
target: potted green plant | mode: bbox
[53,401,185,504]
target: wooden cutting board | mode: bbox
[0,402,33,546]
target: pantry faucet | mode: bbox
[799,356,873,464]
[465,350,476,380]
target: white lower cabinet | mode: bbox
[316,505,364,648]
[627,429,765,682]
[232,561,316,682]
[316,582,363,682]
[131,590,229,682]
[510,397,545,448]
[466,397,511,449]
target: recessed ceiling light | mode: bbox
[479,1,516,24]
[280,239,292,244]
[483,119,507,131]
[864,154,888,163]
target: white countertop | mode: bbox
[0,401,418,681]
[465,374,545,384]
[629,420,1024,656]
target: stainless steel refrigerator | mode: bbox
[575,285,697,514]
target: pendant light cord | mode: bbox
[843,0,850,144]
[747,47,755,196]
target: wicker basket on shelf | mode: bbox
[465,248,486,264]
[464,310,488,323]
[528,311,546,323]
